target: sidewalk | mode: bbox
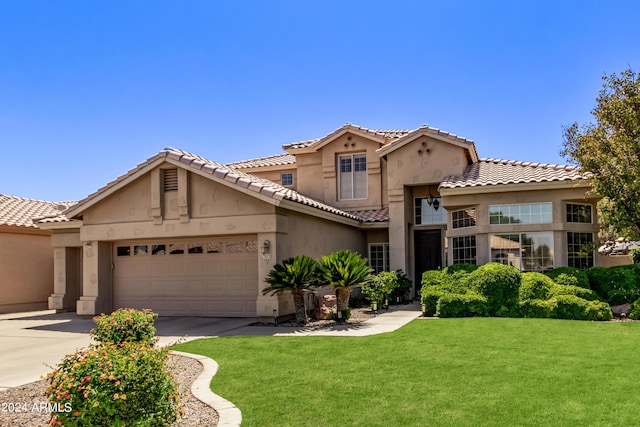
[221,302,423,337]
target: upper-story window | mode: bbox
[281,173,294,187]
[339,153,367,200]
[566,203,592,223]
[452,208,477,229]
[415,198,447,225]
[489,202,552,225]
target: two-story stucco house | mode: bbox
[39,123,599,320]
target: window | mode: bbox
[452,236,476,264]
[281,173,293,186]
[415,198,447,225]
[452,208,477,229]
[117,246,131,257]
[369,243,390,274]
[338,153,367,200]
[567,232,594,269]
[134,245,148,256]
[567,203,592,223]
[490,232,554,272]
[188,243,203,254]
[489,203,552,225]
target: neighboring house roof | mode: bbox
[439,158,591,190]
[0,194,73,228]
[283,123,412,151]
[61,148,361,224]
[225,153,296,169]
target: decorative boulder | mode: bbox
[313,294,338,320]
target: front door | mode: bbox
[414,230,442,288]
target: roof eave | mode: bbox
[439,179,595,196]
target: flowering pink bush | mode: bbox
[46,309,181,426]
[91,308,158,346]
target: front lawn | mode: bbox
[175,318,640,426]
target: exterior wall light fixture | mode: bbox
[261,240,271,254]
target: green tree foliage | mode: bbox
[262,255,321,325]
[562,69,640,239]
[320,250,373,315]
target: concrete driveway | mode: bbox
[0,310,256,390]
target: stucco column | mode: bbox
[388,189,408,275]
[77,241,112,315]
[48,247,68,310]
[255,232,279,321]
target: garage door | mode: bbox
[113,238,258,316]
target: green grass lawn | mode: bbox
[175,318,640,427]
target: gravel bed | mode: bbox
[0,354,218,427]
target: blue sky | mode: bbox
[1,1,639,202]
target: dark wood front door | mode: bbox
[414,230,442,285]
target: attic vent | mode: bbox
[163,168,178,192]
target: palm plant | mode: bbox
[262,255,321,325]
[320,250,373,316]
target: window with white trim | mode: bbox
[489,203,552,225]
[452,236,476,264]
[281,173,294,186]
[415,198,447,225]
[369,243,389,274]
[566,203,592,223]
[567,232,594,269]
[339,153,367,200]
[490,232,554,272]
[452,208,477,229]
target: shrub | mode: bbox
[440,271,473,294]
[392,269,413,303]
[329,308,352,322]
[628,298,640,320]
[421,270,445,288]
[519,299,555,318]
[551,295,589,320]
[443,263,479,275]
[586,265,640,304]
[362,271,400,308]
[554,273,579,287]
[436,293,488,318]
[421,288,445,316]
[544,267,589,289]
[585,300,613,321]
[467,263,521,316]
[46,342,181,426]
[549,284,601,301]
[519,272,554,301]
[632,247,640,264]
[92,308,158,346]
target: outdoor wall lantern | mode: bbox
[426,192,441,211]
[261,240,271,254]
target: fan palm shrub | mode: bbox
[320,250,373,316]
[262,255,321,324]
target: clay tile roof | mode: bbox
[0,194,75,228]
[160,148,359,221]
[347,207,390,223]
[225,153,296,169]
[282,124,413,150]
[439,158,591,190]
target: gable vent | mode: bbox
[163,168,178,192]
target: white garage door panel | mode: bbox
[114,238,258,317]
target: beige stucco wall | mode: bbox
[0,227,53,313]
[294,151,324,201]
[442,185,600,268]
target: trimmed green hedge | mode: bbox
[519,272,554,301]
[544,267,590,289]
[467,263,521,317]
[436,293,488,318]
[549,284,601,301]
[586,265,640,304]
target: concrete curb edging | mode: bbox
[170,350,242,427]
